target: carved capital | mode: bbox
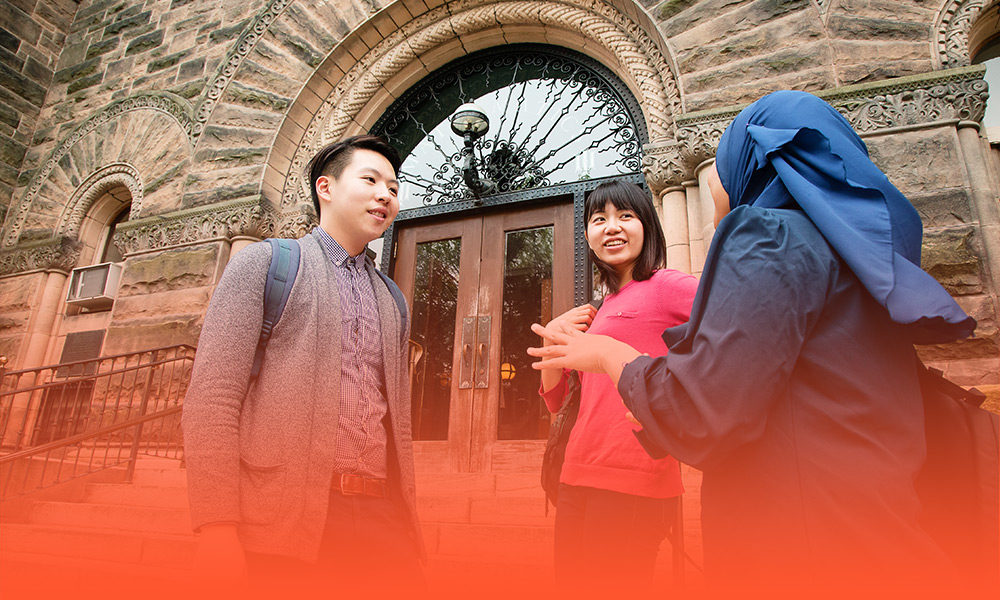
[275,205,317,240]
[643,113,736,190]
[641,141,685,196]
[114,198,276,255]
[0,236,82,277]
[824,65,989,131]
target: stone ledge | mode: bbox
[643,65,990,190]
[113,196,275,256]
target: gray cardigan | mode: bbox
[182,229,422,562]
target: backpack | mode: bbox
[249,238,408,380]
[540,298,603,513]
[913,360,999,584]
[541,369,582,513]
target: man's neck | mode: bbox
[319,222,364,257]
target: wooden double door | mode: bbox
[393,202,574,473]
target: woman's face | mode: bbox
[707,162,731,227]
[585,201,645,283]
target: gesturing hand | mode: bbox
[541,303,598,346]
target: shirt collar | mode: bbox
[315,227,367,269]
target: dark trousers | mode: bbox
[245,491,424,596]
[554,483,677,592]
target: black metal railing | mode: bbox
[0,345,195,500]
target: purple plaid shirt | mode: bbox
[316,227,388,479]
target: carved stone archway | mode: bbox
[1,93,194,249]
[56,163,143,241]
[936,0,988,68]
[268,0,683,225]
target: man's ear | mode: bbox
[315,175,333,204]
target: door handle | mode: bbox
[475,316,491,388]
[459,317,476,389]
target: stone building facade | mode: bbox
[0,0,998,458]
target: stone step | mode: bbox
[424,522,554,561]
[129,466,189,487]
[28,501,192,535]
[0,523,196,568]
[0,550,191,598]
[82,482,190,509]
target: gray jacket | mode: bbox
[182,229,422,562]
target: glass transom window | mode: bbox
[372,45,648,210]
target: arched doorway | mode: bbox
[372,45,648,473]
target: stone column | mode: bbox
[956,123,1000,302]
[660,187,691,274]
[21,271,68,369]
[230,236,256,257]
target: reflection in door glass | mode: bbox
[499,226,554,440]
[411,238,461,440]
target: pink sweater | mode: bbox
[541,269,698,498]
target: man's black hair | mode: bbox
[304,135,402,218]
[585,180,667,295]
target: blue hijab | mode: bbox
[715,90,975,344]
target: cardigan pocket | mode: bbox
[238,456,288,525]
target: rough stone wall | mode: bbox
[646,0,943,111]
[0,0,995,379]
[866,126,998,383]
[0,0,78,225]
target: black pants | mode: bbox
[554,483,677,592]
[245,491,424,595]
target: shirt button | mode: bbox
[617,311,622,316]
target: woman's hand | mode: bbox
[541,304,598,346]
[528,323,642,387]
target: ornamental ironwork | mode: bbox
[372,45,647,209]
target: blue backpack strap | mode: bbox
[251,238,300,380]
[376,269,408,346]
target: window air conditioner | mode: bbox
[66,262,122,310]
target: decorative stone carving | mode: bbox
[0,236,82,277]
[936,0,986,68]
[826,65,989,131]
[275,206,317,240]
[56,163,143,240]
[282,0,682,207]
[3,93,194,248]
[644,65,990,188]
[642,110,738,191]
[113,198,275,256]
[194,0,294,137]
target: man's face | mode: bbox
[316,148,400,256]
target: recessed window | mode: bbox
[99,205,130,263]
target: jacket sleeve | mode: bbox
[619,208,834,470]
[181,241,271,530]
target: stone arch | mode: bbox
[257,0,682,218]
[56,163,142,241]
[2,93,194,248]
[936,0,988,68]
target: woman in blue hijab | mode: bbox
[529,91,975,591]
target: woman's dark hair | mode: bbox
[304,135,402,217]
[585,180,667,295]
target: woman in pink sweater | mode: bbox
[538,180,698,590]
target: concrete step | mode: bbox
[28,500,191,535]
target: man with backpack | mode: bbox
[182,135,423,593]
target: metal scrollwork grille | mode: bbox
[372,45,647,209]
